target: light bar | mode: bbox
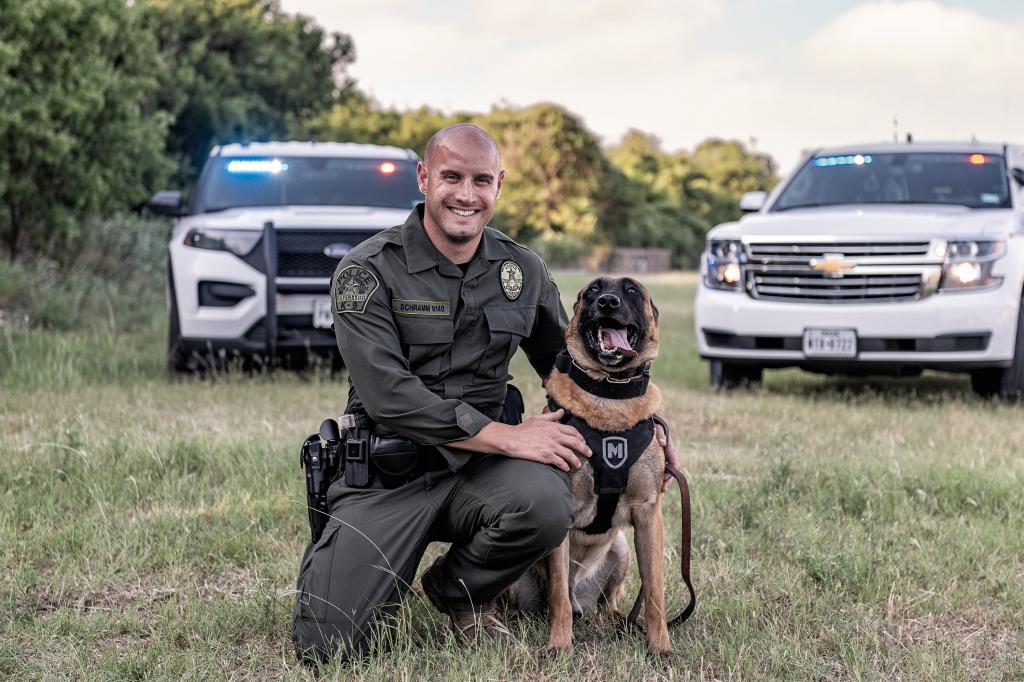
[379,161,396,174]
[969,153,987,165]
[226,159,287,174]
[813,154,872,168]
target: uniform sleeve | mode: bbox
[520,262,569,379]
[331,258,492,445]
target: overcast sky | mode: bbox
[280,0,1024,173]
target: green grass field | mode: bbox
[1,272,1022,680]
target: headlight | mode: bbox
[184,228,262,257]
[939,239,1005,292]
[704,239,744,291]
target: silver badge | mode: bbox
[602,437,628,469]
[500,260,523,301]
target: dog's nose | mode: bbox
[596,293,621,310]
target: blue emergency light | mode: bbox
[226,159,287,174]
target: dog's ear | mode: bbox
[650,300,659,323]
[573,287,585,314]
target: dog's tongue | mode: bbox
[601,327,638,358]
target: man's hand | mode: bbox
[449,409,590,472]
[656,423,679,493]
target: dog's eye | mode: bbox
[587,284,601,293]
[625,286,639,295]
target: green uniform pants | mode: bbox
[291,455,577,661]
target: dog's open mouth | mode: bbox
[586,318,640,364]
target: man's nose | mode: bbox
[454,178,476,203]
[596,293,620,310]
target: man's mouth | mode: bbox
[447,206,480,218]
[586,318,640,362]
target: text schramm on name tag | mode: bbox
[391,299,451,316]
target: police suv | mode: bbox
[696,141,1024,399]
[149,141,421,370]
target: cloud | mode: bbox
[281,0,1024,171]
[804,1,1024,94]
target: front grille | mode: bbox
[240,229,382,278]
[745,241,938,304]
[277,230,380,278]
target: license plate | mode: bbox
[803,328,857,358]
[312,298,333,329]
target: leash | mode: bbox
[625,419,696,630]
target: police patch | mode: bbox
[499,260,523,301]
[334,265,379,314]
[602,436,628,469]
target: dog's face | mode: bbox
[566,276,659,372]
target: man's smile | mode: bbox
[447,206,480,217]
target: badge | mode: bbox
[499,260,523,301]
[334,265,379,314]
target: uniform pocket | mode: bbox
[296,522,342,623]
[394,317,454,376]
[478,305,536,379]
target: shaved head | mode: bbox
[424,124,501,167]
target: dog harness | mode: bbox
[548,351,655,535]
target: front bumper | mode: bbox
[695,284,1020,370]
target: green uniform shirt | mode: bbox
[330,205,568,470]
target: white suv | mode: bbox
[695,141,1024,399]
[149,141,421,371]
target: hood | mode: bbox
[175,205,412,232]
[709,205,1016,241]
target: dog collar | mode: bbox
[553,350,650,400]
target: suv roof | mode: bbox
[812,140,1009,157]
[210,141,419,160]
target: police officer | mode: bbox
[291,124,593,661]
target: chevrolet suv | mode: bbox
[695,141,1024,399]
[149,141,421,371]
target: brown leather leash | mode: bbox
[625,454,696,629]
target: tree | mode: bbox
[303,92,467,157]
[474,103,609,259]
[0,0,173,259]
[137,0,355,185]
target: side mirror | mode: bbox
[1012,167,1024,186]
[739,191,767,213]
[148,190,184,217]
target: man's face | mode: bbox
[417,135,505,244]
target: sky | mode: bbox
[279,0,1024,173]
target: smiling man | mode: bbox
[291,124,594,662]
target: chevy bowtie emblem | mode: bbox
[810,253,855,278]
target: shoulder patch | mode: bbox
[334,265,379,314]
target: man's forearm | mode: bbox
[446,421,513,456]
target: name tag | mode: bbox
[392,299,451,316]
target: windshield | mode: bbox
[194,156,422,213]
[773,152,1011,211]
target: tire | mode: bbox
[709,360,763,390]
[970,303,1024,401]
[166,263,191,374]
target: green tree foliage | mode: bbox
[473,104,608,256]
[136,0,355,184]
[605,131,777,266]
[0,0,173,259]
[304,92,467,156]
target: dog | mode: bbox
[505,276,689,656]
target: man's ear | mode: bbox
[416,161,428,194]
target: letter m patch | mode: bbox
[602,437,628,469]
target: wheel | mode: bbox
[970,303,1024,401]
[166,261,191,374]
[709,360,763,390]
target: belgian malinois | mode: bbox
[505,276,694,656]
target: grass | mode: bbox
[1,271,1023,680]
